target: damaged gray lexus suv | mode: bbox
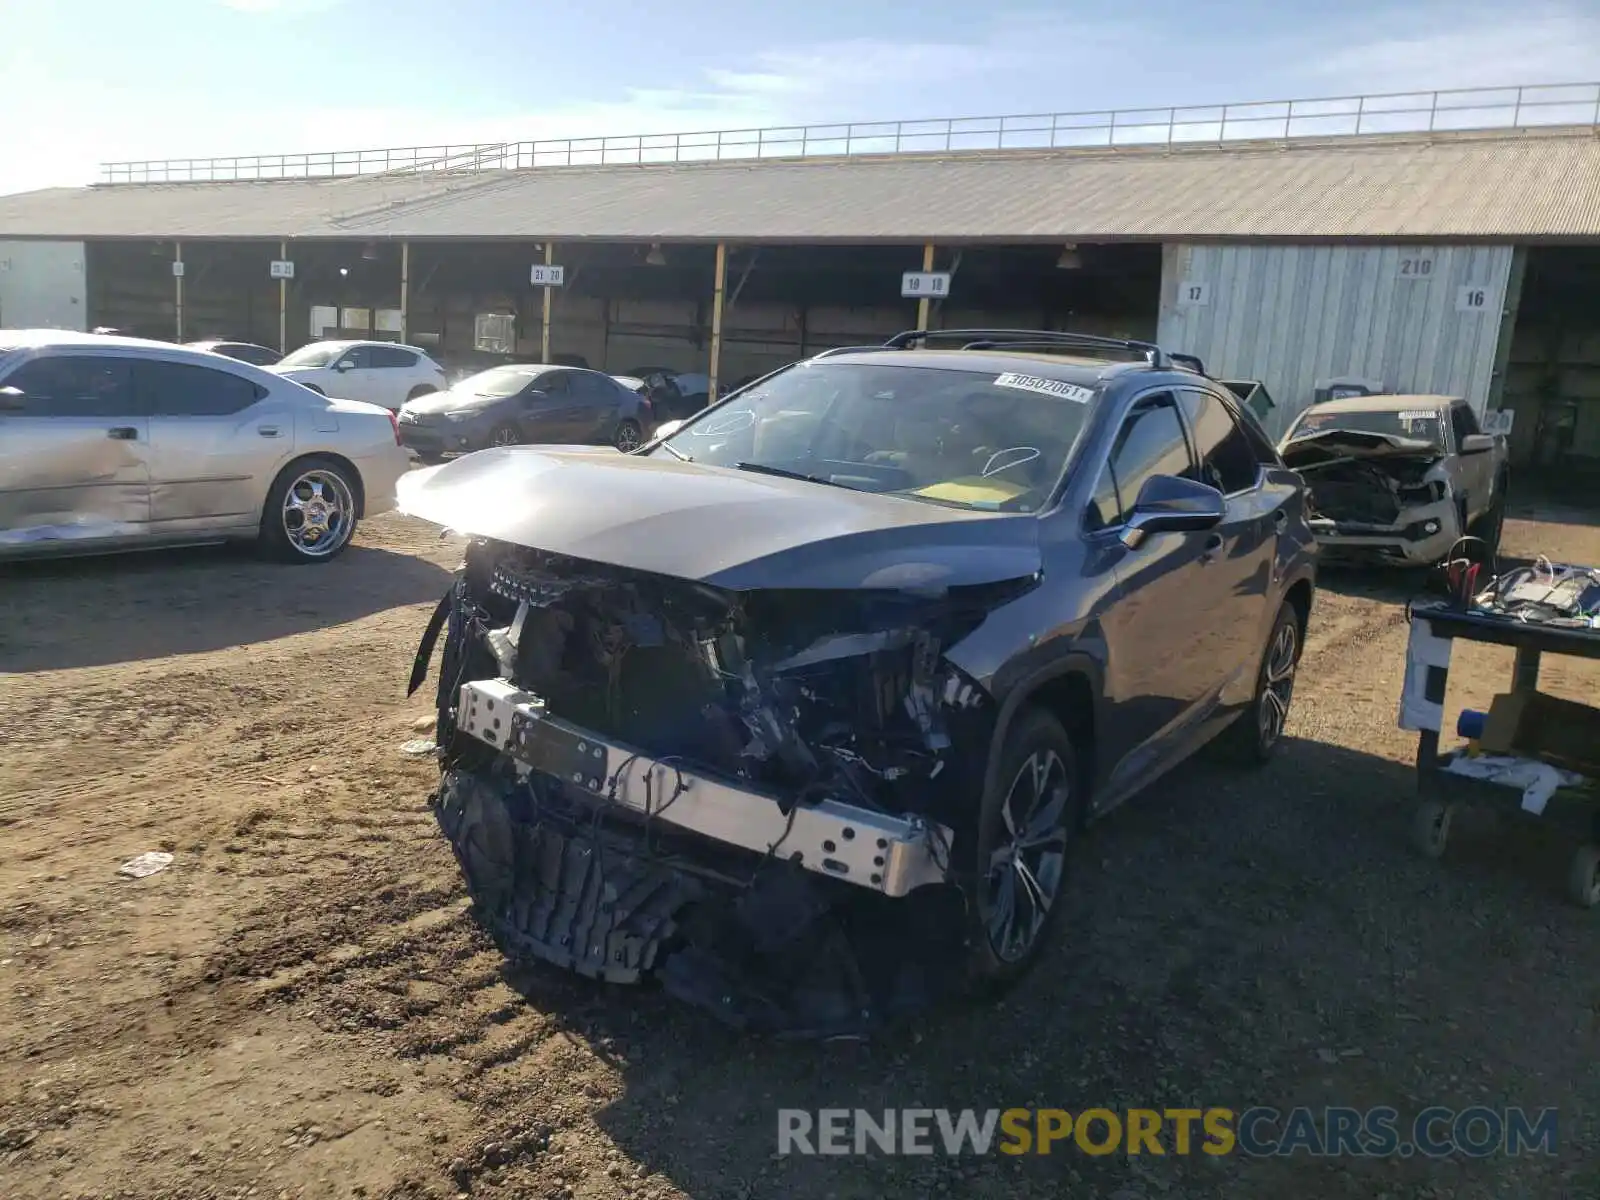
[401,329,1319,1036]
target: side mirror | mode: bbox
[1460,433,1496,455]
[653,418,686,440]
[1119,474,1225,549]
[0,386,24,411]
[333,359,354,372]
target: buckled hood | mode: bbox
[1280,429,1442,468]
[396,445,1042,591]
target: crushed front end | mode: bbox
[1287,445,1459,566]
[413,537,1016,1036]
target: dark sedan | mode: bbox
[395,363,652,460]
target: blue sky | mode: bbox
[2,0,1599,194]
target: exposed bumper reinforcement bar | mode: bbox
[456,678,953,897]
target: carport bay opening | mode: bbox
[1501,245,1600,481]
[80,239,1163,382]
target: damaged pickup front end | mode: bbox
[1280,430,1459,565]
[401,447,1040,1036]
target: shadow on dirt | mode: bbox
[0,542,452,671]
[454,735,1595,1200]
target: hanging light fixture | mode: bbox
[1055,243,1082,270]
[644,243,668,267]
[360,242,379,261]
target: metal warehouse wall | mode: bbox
[1158,244,1515,437]
[0,240,87,330]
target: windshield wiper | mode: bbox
[732,461,846,488]
[657,441,692,462]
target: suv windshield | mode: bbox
[277,344,344,369]
[1289,407,1445,447]
[648,360,1098,512]
[451,365,544,398]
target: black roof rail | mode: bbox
[811,344,890,359]
[883,327,1170,369]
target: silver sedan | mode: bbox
[0,330,411,564]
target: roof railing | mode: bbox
[885,328,1170,368]
[96,81,1600,185]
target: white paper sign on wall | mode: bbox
[270,260,296,280]
[1482,409,1515,436]
[1456,285,1492,313]
[171,261,185,278]
[529,264,566,287]
[1397,255,1436,279]
[1176,280,1211,307]
[901,271,951,299]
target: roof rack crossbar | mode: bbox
[884,328,1170,368]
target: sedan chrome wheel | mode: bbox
[490,425,520,447]
[1258,618,1298,749]
[985,749,1071,964]
[281,468,354,558]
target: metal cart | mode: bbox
[1397,601,1600,907]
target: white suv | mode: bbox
[269,340,447,411]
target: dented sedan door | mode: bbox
[0,353,152,550]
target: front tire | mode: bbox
[258,455,359,564]
[1213,601,1301,764]
[489,424,521,448]
[1468,478,1507,561]
[966,708,1083,993]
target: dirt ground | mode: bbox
[3,503,1599,1200]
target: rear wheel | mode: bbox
[966,708,1083,992]
[1213,602,1301,764]
[258,455,359,564]
[407,385,438,402]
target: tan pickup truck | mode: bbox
[1279,394,1509,566]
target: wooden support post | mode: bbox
[541,242,554,363]
[400,241,411,344]
[174,242,184,341]
[709,242,727,403]
[916,241,935,329]
[278,240,288,353]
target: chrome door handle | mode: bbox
[257,425,281,437]
[106,426,138,440]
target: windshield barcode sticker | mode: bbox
[993,373,1095,403]
[1397,410,1438,421]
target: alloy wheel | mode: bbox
[491,426,520,447]
[985,749,1071,963]
[1258,619,1298,749]
[614,420,642,452]
[281,468,354,558]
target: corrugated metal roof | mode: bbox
[3,128,1599,243]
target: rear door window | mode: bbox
[369,346,419,369]
[1178,389,1262,494]
[2,355,138,417]
[1086,392,1193,529]
[135,360,265,417]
